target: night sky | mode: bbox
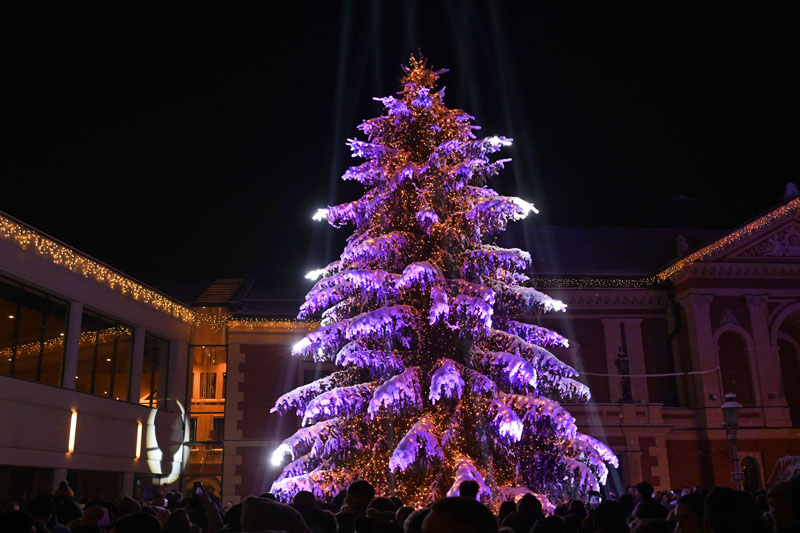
[1,4,796,298]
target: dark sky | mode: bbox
[1,3,796,296]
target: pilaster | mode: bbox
[128,327,145,404]
[679,294,723,426]
[745,295,791,426]
[167,340,188,406]
[61,302,83,390]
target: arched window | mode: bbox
[717,331,755,405]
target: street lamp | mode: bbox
[721,392,743,491]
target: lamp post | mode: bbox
[721,392,743,491]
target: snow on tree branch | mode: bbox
[446,457,492,500]
[292,320,352,361]
[346,305,419,348]
[575,433,619,468]
[474,348,537,389]
[496,319,570,349]
[340,231,414,270]
[271,368,361,416]
[367,367,421,417]
[335,340,405,379]
[389,417,445,472]
[429,358,465,403]
[302,382,378,426]
[461,245,531,281]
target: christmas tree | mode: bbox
[269,57,617,508]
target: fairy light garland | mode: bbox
[532,276,659,289]
[658,197,800,281]
[0,325,131,360]
[228,318,317,331]
[0,212,197,325]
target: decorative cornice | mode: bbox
[672,262,800,282]
[558,292,666,309]
[679,294,714,312]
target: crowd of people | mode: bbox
[1,477,798,533]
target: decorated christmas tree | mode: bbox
[269,57,617,508]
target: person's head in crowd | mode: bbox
[3,500,20,512]
[345,480,376,513]
[561,513,580,533]
[459,480,481,499]
[53,481,74,499]
[497,500,516,524]
[768,481,793,529]
[164,508,194,533]
[241,495,308,533]
[111,512,162,533]
[389,496,403,510]
[607,490,618,501]
[292,490,317,510]
[705,487,760,533]
[368,497,395,514]
[27,494,56,524]
[404,508,430,533]
[422,497,498,533]
[396,506,414,525]
[222,503,242,531]
[567,498,585,519]
[117,496,141,518]
[636,482,655,501]
[517,493,543,516]
[618,493,635,517]
[674,491,704,533]
[630,518,671,533]
[153,492,167,508]
[0,511,36,533]
[594,500,627,530]
[258,492,277,501]
[530,515,564,533]
[627,484,638,496]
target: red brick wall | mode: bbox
[639,437,660,487]
[235,444,275,499]
[238,344,301,441]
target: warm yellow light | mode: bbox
[135,421,142,460]
[68,410,77,453]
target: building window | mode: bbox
[189,417,198,443]
[199,372,217,400]
[141,334,169,407]
[0,275,68,386]
[76,310,132,400]
[211,417,224,442]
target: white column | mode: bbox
[167,340,189,405]
[745,295,790,426]
[61,302,83,389]
[622,318,649,403]
[122,471,135,498]
[680,294,722,426]
[128,327,145,404]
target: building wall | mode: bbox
[0,219,193,503]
